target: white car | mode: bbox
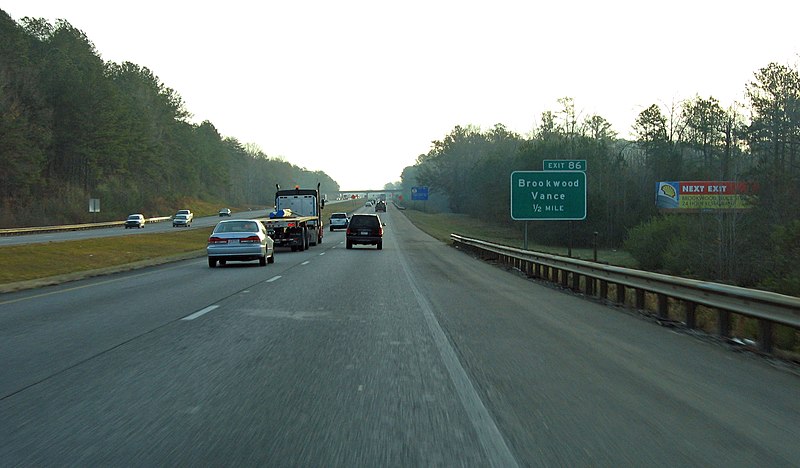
[207,219,275,267]
[173,214,192,227]
[124,214,145,229]
[329,212,349,231]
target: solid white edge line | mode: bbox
[267,276,282,282]
[182,305,219,321]
[397,251,520,468]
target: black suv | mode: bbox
[374,200,386,212]
[346,214,384,250]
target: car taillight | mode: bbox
[208,236,228,244]
[346,228,351,234]
[239,235,261,243]
[379,227,383,236]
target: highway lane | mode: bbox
[1,205,799,466]
[0,209,266,246]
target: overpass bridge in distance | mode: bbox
[332,189,401,199]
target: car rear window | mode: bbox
[349,215,379,228]
[215,221,260,233]
[332,213,347,219]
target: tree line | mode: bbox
[402,68,800,297]
[0,11,339,227]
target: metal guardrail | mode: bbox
[451,234,800,354]
[0,217,172,236]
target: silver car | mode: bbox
[207,219,275,267]
[329,212,349,231]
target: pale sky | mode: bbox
[3,1,799,190]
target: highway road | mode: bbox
[0,209,267,247]
[1,205,799,466]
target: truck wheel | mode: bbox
[377,241,383,250]
[330,226,334,232]
[299,228,307,250]
[346,240,353,249]
[208,258,216,268]
[267,253,275,264]
[259,255,267,266]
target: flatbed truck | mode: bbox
[262,184,325,251]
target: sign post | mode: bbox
[89,198,100,222]
[411,186,429,212]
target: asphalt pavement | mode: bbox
[1,205,798,466]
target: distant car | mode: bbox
[374,200,386,212]
[174,209,193,223]
[365,200,373,207]
[346,213,384,250]
[219,208,232,217]
[207,219,274,267]
[329,212,349,231]
[124,214,145,229]
[173,214,191,227]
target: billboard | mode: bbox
[656,181,757,210]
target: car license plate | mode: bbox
[360,230,369,235]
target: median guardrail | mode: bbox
[451,234,800,355]
[0,216,173,236]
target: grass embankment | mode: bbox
[401,209,637,268]
[0,228,213,286]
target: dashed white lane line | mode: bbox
[319,252,326,256]
[267,276,282,283]
[182,305,219,321]
[301,261,310,265]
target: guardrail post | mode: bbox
[718,310,732,338]
[657,294,669,319]
[635,289,645,310]
[685,301,697,329]
[561,270,569,288]
[599,280,608,301]
[586,277,594,296]
[758,320,773,353]
[571,272,580,292]
[616,284,625,306]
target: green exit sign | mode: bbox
[511,171,587,220]
[543,159,586,171]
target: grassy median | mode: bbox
[0,228,213,285]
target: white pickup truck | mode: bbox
[173,209,193,227]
